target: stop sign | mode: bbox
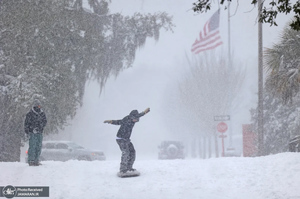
[217,122,228,133]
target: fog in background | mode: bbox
[47,0,292,159]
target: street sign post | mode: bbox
[217,122,228,157]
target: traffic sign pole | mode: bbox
[219,134,227,157]
[222,136,225,157]
[217,122,228,157]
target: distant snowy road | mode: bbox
[1,153,300,199]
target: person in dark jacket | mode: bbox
[24,99,47,166]
[104,108,150,174]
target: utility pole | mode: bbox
[227,1,233,148]
[257,0,264,156]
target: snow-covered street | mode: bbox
[1,153,300,199]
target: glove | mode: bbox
[104,120,112,124]
[144,108,150,114]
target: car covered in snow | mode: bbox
[158,141,185,159]
[26,141,106,162]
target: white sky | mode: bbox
[50,0,293,158]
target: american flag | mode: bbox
[191,10,223,54]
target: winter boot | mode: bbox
[34,162,42,166]
[29,161,35,166]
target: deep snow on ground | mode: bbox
[1,153,300,199]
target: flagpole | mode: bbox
[257,0,264,156]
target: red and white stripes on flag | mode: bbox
[191,10,223,54]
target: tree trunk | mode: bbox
[214,132,219,158]
[191,137,197,158]
[208,135,212,158]
[198,137,202,159]
[0,95,22,162]
[203,136,206,159]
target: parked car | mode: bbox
[25,141,106,162]
[289,135,300,152]
[158,141,185,159]
[224,148,241,157]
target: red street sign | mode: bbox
[217,122,228,133]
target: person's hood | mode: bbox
[33,99,41,107]
[129,110,139,121]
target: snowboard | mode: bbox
[117,170,140,178]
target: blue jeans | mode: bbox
[28,133,43,163]
[116,139,136,172]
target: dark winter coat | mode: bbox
[112,110,145,139]
[24,107,47,134]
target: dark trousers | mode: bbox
[116,139,136,172]
[28,133,43,163]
